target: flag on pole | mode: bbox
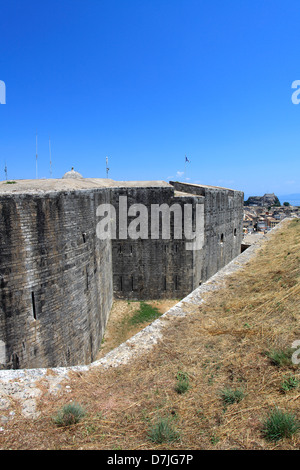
[106,156,109,178]
[184,155,191,181]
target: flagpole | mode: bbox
[36,132,38,179]
[49,136,52,178]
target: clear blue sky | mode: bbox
[1,0,300,198]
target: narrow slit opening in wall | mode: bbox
[131,276,134,291]
[130,245,133,254]
[12,353,19,370]
[234,228,237,236]
[82,233,86,243]
[220,233,224,243]
[119,245,122,254]
[90,334,93,362]
[164,275,167,291]
[120,276,123,291]
[31,292,36,320]
[174,275,178,291]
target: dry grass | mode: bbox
[1,219,299,450]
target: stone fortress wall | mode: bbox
[0,178,243,370]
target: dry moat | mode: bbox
[97,299,179,358]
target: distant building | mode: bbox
[257,218,267,231]
[245,193,280,207]
[266,217,280,229]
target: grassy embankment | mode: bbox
[1,219,299,450]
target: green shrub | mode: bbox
[261,407,299,441]
[220,387,245,406]
[174,371,190,394]
[148,418,179,444]
[210,432,220,445]
[280,375,300,393]
[53,402,86,427]
[265,348,293,367]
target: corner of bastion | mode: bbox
[0,176,244,370]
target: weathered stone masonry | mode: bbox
[0,179,243,370]
[0,189,113,370]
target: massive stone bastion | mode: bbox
[0,177,243,370]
